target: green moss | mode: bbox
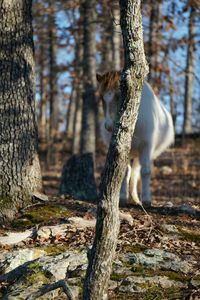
[166,287,184,299]
[25,261,49,286]
[122,244,148,253]
[11,218,33,229]
[131,265,190,282]
[130,264,154,277]
[162,270,189,283]
[12,204,73,229]
[143,286,164,300]
[110,272,126,282]
[28,261,41,271]
[109,285,184,300]
[143,286,183,300]
[24,204,72,223]
[178,227,200,245]
[138,282,149,289]
[40,244,69,255]
[111,292,141,300]
[25,271,49,285]
[193,274,200,281]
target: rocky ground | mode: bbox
[0,138,200,299]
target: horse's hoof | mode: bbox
[143,201,151,208]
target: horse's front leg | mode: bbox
[120,164,132,206]
[139,145,152,206]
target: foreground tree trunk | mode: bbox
[0,0,43,222]
[82,0,148,299]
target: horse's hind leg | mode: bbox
[129,158,141,205]
[120,164,132,206]
[139,144,152,206]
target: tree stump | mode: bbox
[59,153,98,201]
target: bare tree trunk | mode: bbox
[100,28,112,72]
[100,2,113,71]
[38,42,48,142]
[183,5,196,136]
[33,3,48,143]
[66,86,77,139]
[148,0,162,92]
[72,86,83,154]
[72,29,83,154]
[82,1,148,299]
[112,2,121,70]
[168,72,177,130]
[47,0,59,166]
[97,3,113,146]
[0,0,43,223]
[80,0,97,159]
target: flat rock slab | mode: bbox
[1,250,87,300]
[0,229,33,245]
[125,248,192,273]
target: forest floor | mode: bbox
[0,137,200,299]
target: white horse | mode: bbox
[97,71,175,207]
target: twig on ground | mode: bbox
[26,279,74,300]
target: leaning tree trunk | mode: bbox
[82,0,148,299]
[0,0,43,223]
[183,5,195,136]
[80,0,97,159]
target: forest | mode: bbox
[0,0,200,299]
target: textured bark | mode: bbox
[83,1,148,299]
[0,0,43,222]
[80,0,97,158]
[183,6,195,136]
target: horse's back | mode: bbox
[132,82,174,158]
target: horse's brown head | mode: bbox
[96,71,120,92]
[96,71,121,132]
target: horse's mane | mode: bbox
[100,71,121,91]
